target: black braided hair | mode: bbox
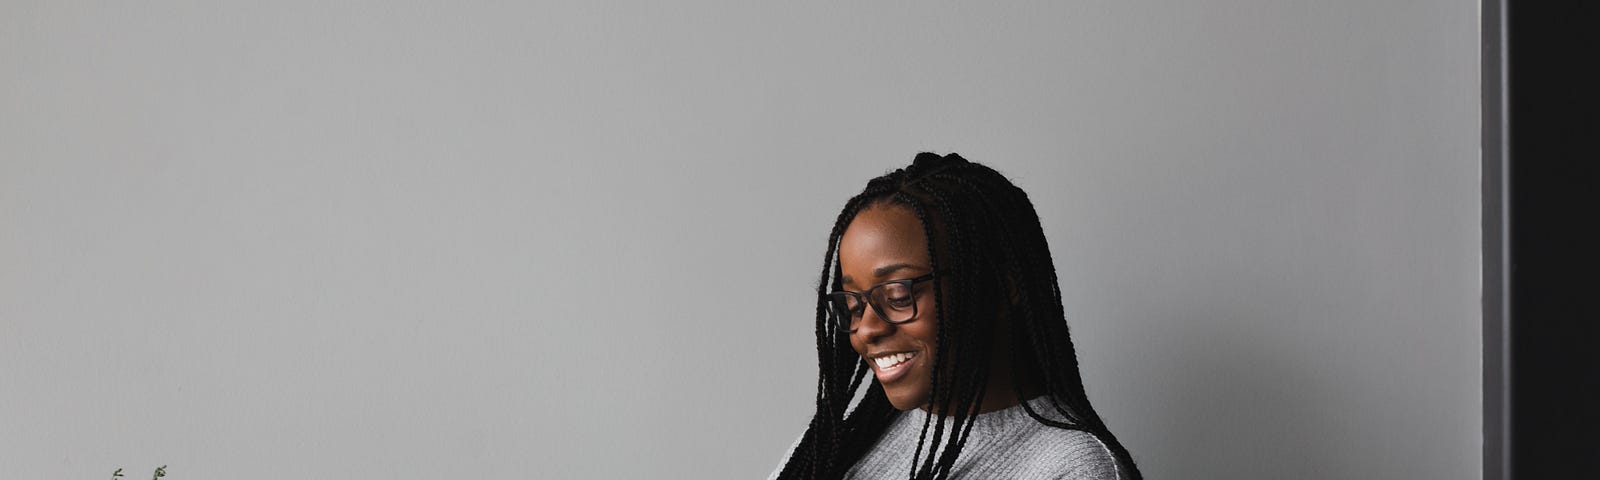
[774,153,1144,480]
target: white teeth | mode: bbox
[873,352,916,369]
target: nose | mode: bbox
[853,304,896,341]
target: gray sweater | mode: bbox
[766,395,1127,479]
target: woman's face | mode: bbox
[838,203,941,410]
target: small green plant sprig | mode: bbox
[109,465,165,480]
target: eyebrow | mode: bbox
[841,263,925,286]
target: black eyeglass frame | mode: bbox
[826,273,938,333]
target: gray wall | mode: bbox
[0,1,1480,478]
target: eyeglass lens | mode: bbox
[829,282,917,331]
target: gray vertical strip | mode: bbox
[1481,0,1510,478]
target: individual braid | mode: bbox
[824,187,897,477]
[907,186,965,479]
[920,176,1001,479]
[916,181,976,479]
[809,199,851,479]
[934,157,1142,479]
[963,167,1142,479]
[942,172,1083,424]
[920,176,998,474]
[896,192,948,480]
[785,184,889,480]
[899,189,992,479]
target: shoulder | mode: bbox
[1010,426,1124,480]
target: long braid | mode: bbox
[818,199,862,478]
[911,185,965,479]
[1004,175,1102,423]
[954,172,1081,421]
[924,176,999,472]
[948,173,1085,424]
[943,158,1142,479]
[824,187,897,477]
[971,168,1143,479]
[900,188,993,480]
[784,184,890,480]
[918,181,975,479]
[896,193,945,480]
[811,196,853,479]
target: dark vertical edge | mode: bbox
[1505,2,1600,476]
[1479,0,1510,477]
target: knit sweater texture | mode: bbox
[766,395,1126,480]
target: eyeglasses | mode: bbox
[826,273,936,333]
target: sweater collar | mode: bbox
[905,395,1075,437]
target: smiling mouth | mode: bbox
[873,352,917,369]
[869,351,919,383]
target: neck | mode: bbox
[917,368,1045,415]
[919,312,1045,415]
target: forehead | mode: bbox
[837,205,929,283]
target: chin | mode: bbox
[883,389,930,410]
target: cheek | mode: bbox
[848,333,871,359]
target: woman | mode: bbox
[768,153,1142,480]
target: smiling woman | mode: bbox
[767,153,1142,480]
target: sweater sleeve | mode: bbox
[1032,428,1125,480]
